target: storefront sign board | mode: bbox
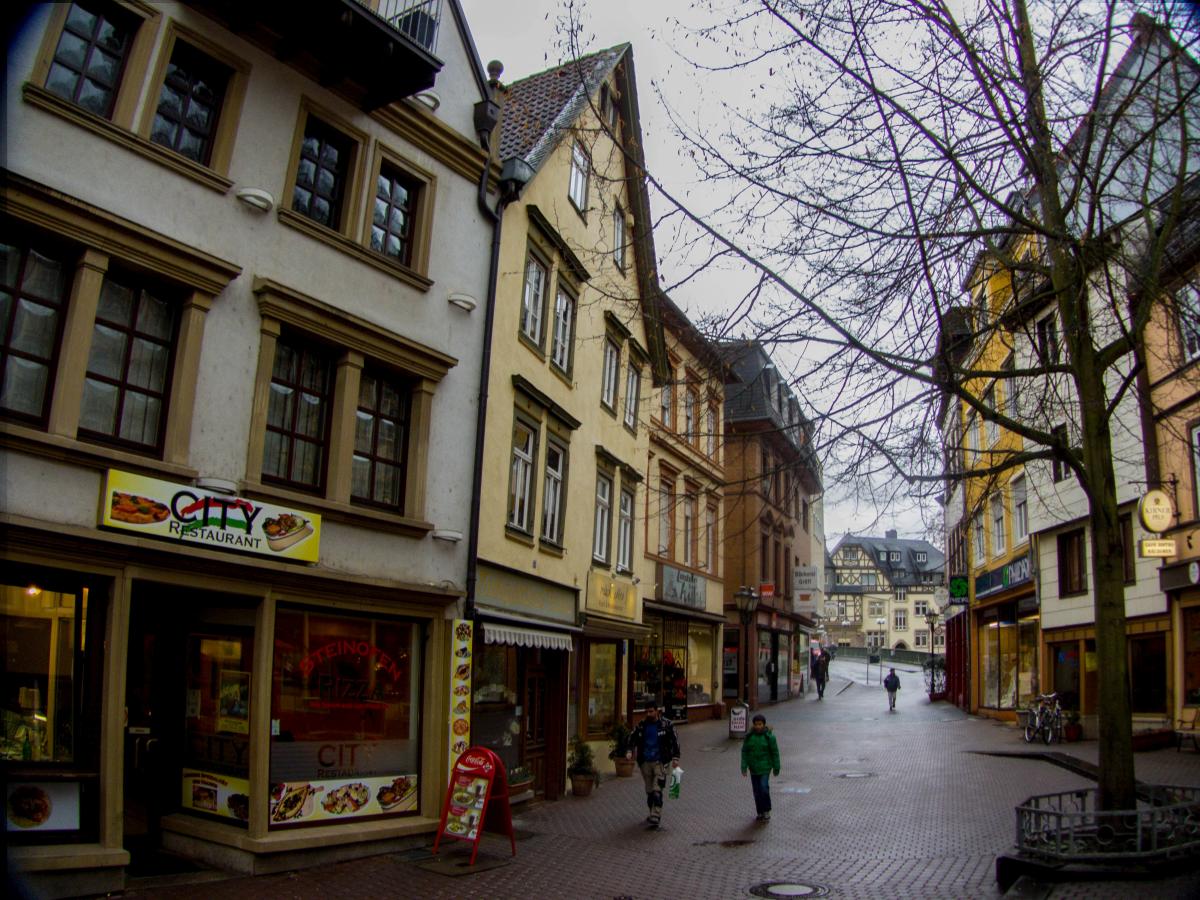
[794,565,818,591]
[6,782,80,831]
[586,572,637,619]
[448,620,474,773]
[1140,538,1177,558]
[432,746,516,865]
[100,470,321,562]
[181,770,250,822]
[660,565,705,609]
[267,773,418,825]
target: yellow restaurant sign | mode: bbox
[100,470,321,563]
[586,571,637,620]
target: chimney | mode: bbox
[885,529,898,540]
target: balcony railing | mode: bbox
[355,0,442,54]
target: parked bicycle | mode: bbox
[1023,692,1062,745]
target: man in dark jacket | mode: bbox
[814,649,830,699]
[884,668,900,710]
[627,706,680,828]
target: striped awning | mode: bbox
[482,622,573,652]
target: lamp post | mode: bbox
[734,586,759,706]
[925,609,941,695]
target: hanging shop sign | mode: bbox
[432,747,516,866]
[99,470,321,562]
[794,565,818,591]
[448,619,474,772]
[1138,489,1174,533]
[1140,538,1177,558]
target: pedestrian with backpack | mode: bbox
[740,713,780,822]
[884,668,900,711]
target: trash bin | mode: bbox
[729,702,749,740]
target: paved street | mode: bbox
[124,660,1200,899]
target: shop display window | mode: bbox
[1186,608,1200,706]
[661,620,688,720]
[269,607,421,827]
[632,619,663,712]
[1129,633,1166,714]
[586,643,617,737]
[472,643,519,772]
[686,624,714,706]
[1017,616,1039,706]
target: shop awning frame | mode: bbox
[482,622,574,652]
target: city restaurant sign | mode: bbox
[974,553,1031,600]
[100,470,321,563]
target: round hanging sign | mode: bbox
[1138,489,1174,533]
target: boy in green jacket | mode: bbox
[740,713,780,821]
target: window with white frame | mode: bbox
[973,509,985,560]
[868,601,885,617]
[660,371,673,428]
[658,476,674,556]
[601,338,619,410]
[521,254,547,345]
[616,487,634,571]
[685,389,698,444]
[1012,475,1028,541]
[965,412,977,460]
[541,440,565,543]
[612,203,626,270]
[864,573,877,588]
[890,551,901,561]
[568,141,589,211]
[706,406,717,457]
[550,285,574,371]
[984,385,998,444]
[878,550,887,562]
[915,551,927,562]
[914,600,928,616]
[508,420,536,532]
[934,630,945,648]
[894,608,907,629]
[915,630,929,648]
[991,493,1006,556]
[705,504,717,574]
[683,492,696,567]
[592,472,612,561]
[623,365,640,429]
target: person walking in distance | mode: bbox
[884,667,901,711]
[814,648,830,700]
[740,713,780,822]
[627,706,680,829]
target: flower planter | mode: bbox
[1063,722,1083,742]
[613,757,636,778]
[569,774,595,797]
[509,779,534,796]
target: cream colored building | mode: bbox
[470,44,669,795]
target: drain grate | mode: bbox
[836,771,874,779]
[749,881,830,897]
[691,838,755,848]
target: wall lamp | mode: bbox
[447,293,478,312]
[235,188,274,213]
[432,529,464,543]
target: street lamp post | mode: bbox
[734,586,760,707]
[925,609,941,695]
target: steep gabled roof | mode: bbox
[830,533,945,587]
[498,45,628,174]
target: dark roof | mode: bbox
[830,534,946,586]
[498,45,628,172]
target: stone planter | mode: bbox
[613,757,636,777]
[569,774,596,797]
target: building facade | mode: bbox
[3,1,496,892]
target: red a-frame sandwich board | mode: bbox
[431,746,516,865]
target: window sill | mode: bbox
[277,208,433,292]
[240,480,432,538]
[0,422,198,481]
[549,361,574,386]
[538,541,565,558]
[23,83,233,195]
[504,524,536,547]
[517,331,548,361]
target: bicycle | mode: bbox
[1023,692,1062,744]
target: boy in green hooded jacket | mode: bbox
[740,713,780,821]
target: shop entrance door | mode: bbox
[123,590,187,874]
[522,649,567,801]
[523,659,547,792]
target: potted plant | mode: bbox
[567,737,597,797]
[507,764,533,794]
[609,721,636,777]
[1062,710,1083,742]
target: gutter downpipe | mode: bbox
[464,71,508,622]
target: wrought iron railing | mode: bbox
[353,0,442,54]
[1016,786,1200,863]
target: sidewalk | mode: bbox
[123,665,1200,899]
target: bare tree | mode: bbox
[561,0,1199,811]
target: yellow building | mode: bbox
[470,45,669,797]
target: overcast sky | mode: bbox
[457,0,925,544]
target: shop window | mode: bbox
[687,623,716,707]
[661,620,689,720]
[585,642,616,736]
[1184,607,1200,705]
[633,620,663,712]
[1057,528,1086,595]
[472,643,519,772]
[1128,633,1166,714]
[270,607,422,827]
[78,271,178,452]
[0,239,71,425]
[262,335,334,492]
[1050,641,1081,711]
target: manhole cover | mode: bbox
[836,772,874,778]
[749,881,830,897]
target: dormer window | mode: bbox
[879,551,887,562]
[890,551,901,561]
[916,551,927,563]
[599,83,618,130]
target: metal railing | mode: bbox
[1016,786,1200,863]
[353,0,442,53]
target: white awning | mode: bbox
[482,622,573,652]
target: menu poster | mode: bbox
[217,670,250,734]
[268,773,418,827]
[447,619,473,774]
[181,770,251,822]
[6,782,80,832]
[432,746,515,865]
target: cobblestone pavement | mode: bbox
[122,659,1200,900]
